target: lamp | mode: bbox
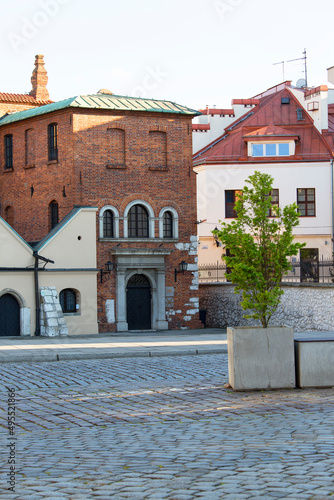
[213,227,220,247]
[174,260,188,282]
[100,260,116,283]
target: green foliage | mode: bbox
[213,171,305,328]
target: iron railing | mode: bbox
[198,257,334,284]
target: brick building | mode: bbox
[0,55,202,334]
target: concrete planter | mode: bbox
[227,326,295,391]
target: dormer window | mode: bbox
[251,143,290,157]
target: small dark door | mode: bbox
[0,294,20,336]
[127,274,151,330]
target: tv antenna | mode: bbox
[273,49,308,87]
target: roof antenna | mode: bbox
[273,60,285,81]
[287,48,308,88]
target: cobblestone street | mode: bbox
[1,354,334,499]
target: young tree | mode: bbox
[214,171,305,328]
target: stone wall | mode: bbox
[199,283,334,331]
[40,287,68,337]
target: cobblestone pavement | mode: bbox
[0,354,334,499]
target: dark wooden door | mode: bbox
[127,275,151,330]
[0,294,20,336]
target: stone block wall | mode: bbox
[40,286,68,337]
[199,283,334,332]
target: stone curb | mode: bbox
[0,347,227,364]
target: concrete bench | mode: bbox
[294,336,334,388]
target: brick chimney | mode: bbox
[30,54,49,101]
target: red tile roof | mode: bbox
[231,99,260,106]
[0,92,52,105]
[199,108,235,116]
[194,88,333,164]
[192,124,210,131]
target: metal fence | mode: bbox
[198,258,334,284]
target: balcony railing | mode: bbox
[198,257,334,284]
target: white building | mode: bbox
[193,81,334,278]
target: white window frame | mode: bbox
[99,205,120,239]
[248,141,295,157]
[158,207,179,239]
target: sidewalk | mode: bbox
[0,328,332,364]
[0,328,228,363]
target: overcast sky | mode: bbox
[1,0,334,110]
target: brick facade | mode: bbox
[0,57,203,333]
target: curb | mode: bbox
[0,347,227,364]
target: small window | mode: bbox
[103,210,114,238]
[128,204,149,238]
[163,211,173,238]
[4,134,13,169]
[297,188,315,217]
[281,97,290,105]
[225,190,242,218]
[252,143,290,157]
[297,108,304,120]
[49,200,59,229]
[48,123,58,161]
[59,289,78,313]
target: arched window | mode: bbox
[59,289,78,313]
[128,204,149,238]
[4,206,14,227]
[163,211,173,238]
[103,210,114,238]
[159,207,178,239]
[49,200,59,230]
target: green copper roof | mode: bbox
[0,93,200,126]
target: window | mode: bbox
[281,97,290,105]
[4,134,13,169]
[225,190,242,218]
[128,204,149,238]
[251,143,290,157]
[300,248,319,283]
[297,108,304,120]
[107,128,125,166]
[59,289,78,313]
[150,131,167,168]
[25,129,35,166]
[103,210,114,238]
[297,188,315,216]
[268,189,279,217]
[163,211,173,238]
[49,200,59,229]
[4,206,14,227]
[48,123,58,161]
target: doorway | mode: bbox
[0,293,20,336]
[126,274,152,330]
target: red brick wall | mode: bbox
[0,108,202,331]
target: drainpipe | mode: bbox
[33,251,55,336]
[33,251,41,336]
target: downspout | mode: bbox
[33,251,55,336]
[33,251,41,336]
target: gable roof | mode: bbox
[194,88,333,164]
[0,93,200,127]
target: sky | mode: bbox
[1,0,334,110]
